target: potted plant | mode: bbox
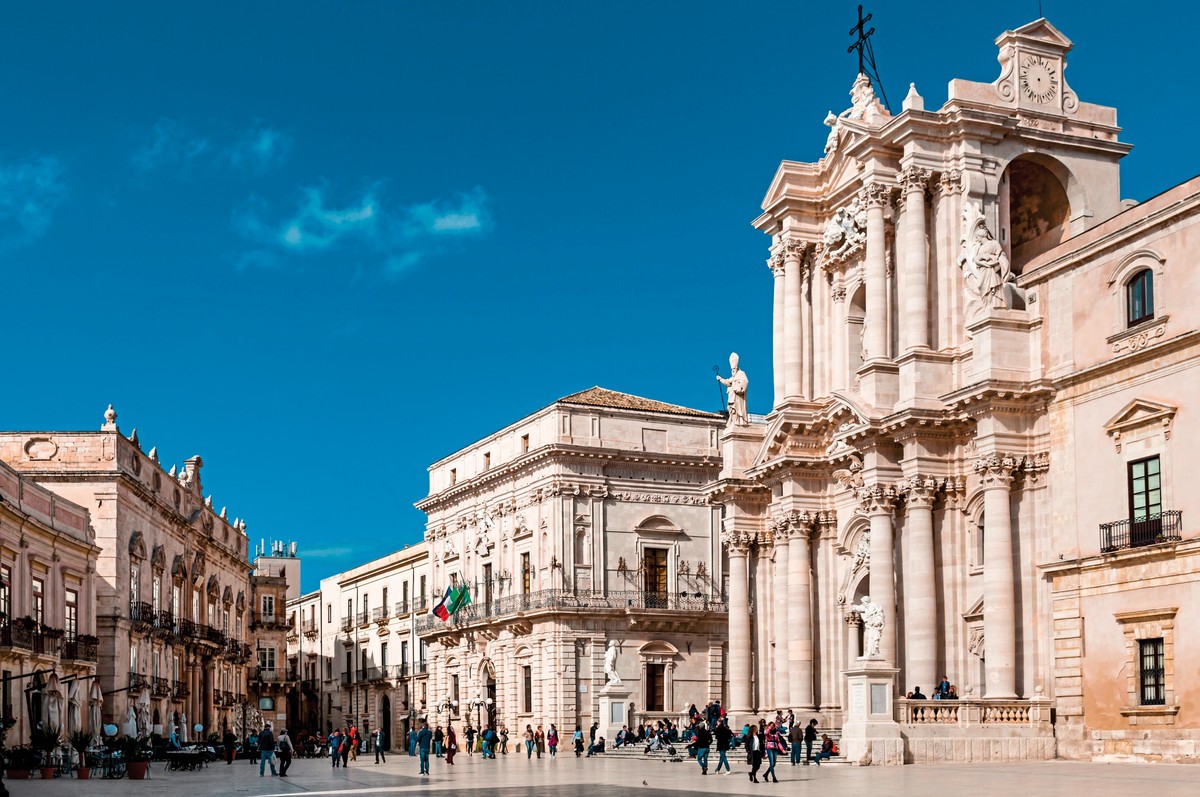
[118,734,152,780]
[29,723,61,779]
[68,730,94,779]
[4,745,38,779]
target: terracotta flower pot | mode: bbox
[77,766,92,779]
[40,766,56,779]
[126,761,150,780]
[5,769,30,780]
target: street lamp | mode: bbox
[434,698,457,727]
[468,695,493,734]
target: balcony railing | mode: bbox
[254,667,295,683]
[394,601,411,617]
[390,663,409,679]
[340,617,353,633]
[415,588,728,633]
[359,667,387,682]
[356,611,370,627]
[129,601,154,624]
[129,671,149,690]
[152,676,171,697]
[201,625,227,646]
[61,637,98,662]
[415,597,428,612]
[173,680,189,699]
[340,672,352,687]
[251,612,288,630]
[417,661,427,675]
[32,629,63,657]
[899,697,1052,728]
[0,621,33,650]
[1100,510,1183,552]
[301,678,320,693]
[372,607,389,623]
[302,618,319,636]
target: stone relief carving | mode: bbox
[715,352,749,427]
[958,203,1025,333]
[820,197,867,265]
[612,492,709,506]
[474,508,495,555]
[842,73,890,125]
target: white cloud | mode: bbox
[0,155,67,246]
[134,119,289,174]
[236,184,490,277]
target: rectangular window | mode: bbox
[645,663,665,711]
[65,589,78,639]
[1139,637,1165,705]
[1128,455,1163,546]
[450,469,457,486]
[452,674,460,704]
[130,565,139,606]
[344,651,352,682]
[130,642,139,674]
[172,584,181,623]
[327,603,332,623]
[521,434,529,454]
[401,640,409,666]
[483,564,493,604]
[380,641,388,669]
[192,590,200,623]
[483,452,491,469]
[262,594,275,619]
[32,577,44,625]
[259,646,276,673]
[643,548,668,607]
[419,576,426,606]
[522,665,532,713]
[0,565,11,620]
[152,574,161,613]
[403,581,410,609]
[521,553,531,595]
[346,599,352,621]
[419,640,427,664]
[381,587,388,612]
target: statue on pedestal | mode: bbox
[716,352,750,427]
[603,640,622,686]
[958,203,1024,333]
[859,595,884,658]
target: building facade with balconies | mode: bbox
[415,387,728,737]
[0,406,255,740]
[0,458,101,745]
[249,541,299,733]
[712,17,1200,764]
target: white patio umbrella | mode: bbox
[44,673,63,730]
[67,680,82,735]
[88,680,104,737]
[123,706,138,737]
[180,712,189,743]
[136,688,151,736]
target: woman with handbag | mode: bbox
[445,724,457,766]
[745,725,763,783]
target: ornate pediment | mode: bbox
[634,515,682,535]
[1103,398,1177,451]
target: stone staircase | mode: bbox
[598,729,850,766]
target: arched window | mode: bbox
[1127,269,1154,327]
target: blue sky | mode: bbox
[2,1,1193,591]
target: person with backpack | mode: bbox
[692,723,713,775]
[464,724,476,756]
[813,734,835,764]
[276,728,293,777]
[257,722,278,777]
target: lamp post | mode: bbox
[468,695,493,734]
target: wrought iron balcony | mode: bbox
[1100,510,1183,552]
[152,676,172,697]
[417,661,428,675]
[129,671,149,690]
[0,620,34,650]
[251,612,288,630]
[32,628,63,657]
[61,636,99,662]
[129,601,154,625]
[390,663,409,679]
[173,680,189,699]
[340,671,352,687]
[356,611,370,627]
[340,617,353,633]
[302,618,319,637]
[301,678,320,693]
[394,601,411,617]
[359,667,387,682]
[372,607,389,623]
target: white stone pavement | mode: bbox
[5,753,1200,797]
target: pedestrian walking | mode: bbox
[500,725,509,754]
[277,729,293,777]
[374,726,387,763]
[416,721,433,775]
[434,725,444,757]
[573,725,584,757]
[223,728,237,765]
[524,725,534,758]
[535,725,545,758]
[257,722,278,777]
[465,724,476,756]
[714,719,732,773]
[745,725,763,783]
[349,725,359,762]
[763,721,784,783]
[693,723,712,774]
[445,724,457,766]
[548,724,558,757]
[330,730,342,768]
[340,728,351,767]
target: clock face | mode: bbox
[1020,55,1059,104]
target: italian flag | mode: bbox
[432,584,471,621]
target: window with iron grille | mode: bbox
[1139,637,1165,706]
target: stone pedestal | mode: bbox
[719,424,761,481]
[966,309,1038,382]
[840,660,904,766]
[598,682,632,747]
[856,360,899,409]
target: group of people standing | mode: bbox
[672,705,836,782]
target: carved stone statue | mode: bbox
[841,74,890,125]
[475,508,495,555]
[821,197,867,263]
[603,640,622,685]
[958,203,1024,333]
[859,595,884,658]
[823,111,840,155]
[716,352,750,427]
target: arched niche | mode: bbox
[999,153,1083,272]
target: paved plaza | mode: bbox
[5,754,1199,797]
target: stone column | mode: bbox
[902,477,939,693]
[859,485,899,666]
[900,167,930,351]
[781,237,807,399]
[975,455,1019,698]
[800,266,814,398]
[862,182,891,362]
[754,538,774,709]
[786,512,815,711]
[723,531,753,715]
[771,519,789,710]
[846,612,863,661]
[770,255,786,407]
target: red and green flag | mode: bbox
[432,584,471,621]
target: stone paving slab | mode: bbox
[5,753,1200,797]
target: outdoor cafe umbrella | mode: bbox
[136,688,151,736]
[67,680,82,735]
[88,680,103,737]
[44,672,63,730]
[123,706,137,737]
[179,712,189,743]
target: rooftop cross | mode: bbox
[846,4,891,112]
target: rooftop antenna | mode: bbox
[848,5,892,112]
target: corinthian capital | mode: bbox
[900,475,941,510]
[899,166,931,194]
[855,483,898,515]
[973,454,1018,488]
[861,181,892,208]
[781,236,809,261]
[937,169,963,196]
[783,510,817,540]
[720,528,753,555]
[767,253,786,276]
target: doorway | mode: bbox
[380,695,392,751]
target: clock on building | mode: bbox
[1019,55,1059,104]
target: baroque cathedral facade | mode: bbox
[711,19,1200,763]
